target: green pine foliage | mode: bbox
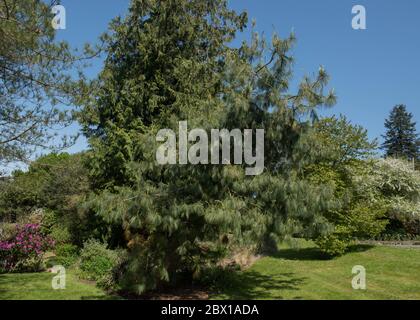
[80,0,337,294]
[0,0,98,165]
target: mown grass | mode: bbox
[0,270,110,300]
[211,240,420,300]
[1,241,419,300]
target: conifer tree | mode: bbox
[81,0,336,293]
[382,105,419,161]
[0,0,97,165]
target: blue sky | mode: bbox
[57,0,419,154]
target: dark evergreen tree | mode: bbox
[382,105,419,161]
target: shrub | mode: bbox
[314,158,419,253]
[386,197,420,236]
[308,161,388,256]
[0,224,54,272]
[371,159,420,201]
[197,265,241,291]
[315,229,353,257]
[50,225,72,244]
[40,210,58,234]
[17,209,44,225]
[53,243,79,267]
[78,239,118,281]
[368,159,420,237]
[0,223,17,241]
[96,250,128,291]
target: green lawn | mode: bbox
[0,270,109,300]
[1,242,419,300]
[212,241,420,300]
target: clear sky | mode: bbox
[57,0,419,155]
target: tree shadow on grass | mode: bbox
[81,295,123,300]
[212,270,307,300]
[213,244,376,299]
[347,244,375,253]
[272,244,375,261]
[272,247,330,261]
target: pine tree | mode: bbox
[81,0,337,294]
[0,0,97,166]
[382,105,419,161]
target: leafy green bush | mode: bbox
[307,161,388,256]
[315,229,353,257]
[96,250,128,291]
[0,153,90,236]
[13,257,46,273]
[40,210,58,234]
[313,158,419,255]
[40,210,73,244]
[78,239,118,282]
[50,225,72,244]
[197,265,241,291]
[54,244,79,267]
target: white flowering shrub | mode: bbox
[368,159,419,235]
[373,159,420,201]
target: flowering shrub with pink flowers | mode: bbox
[0,224,55,272]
